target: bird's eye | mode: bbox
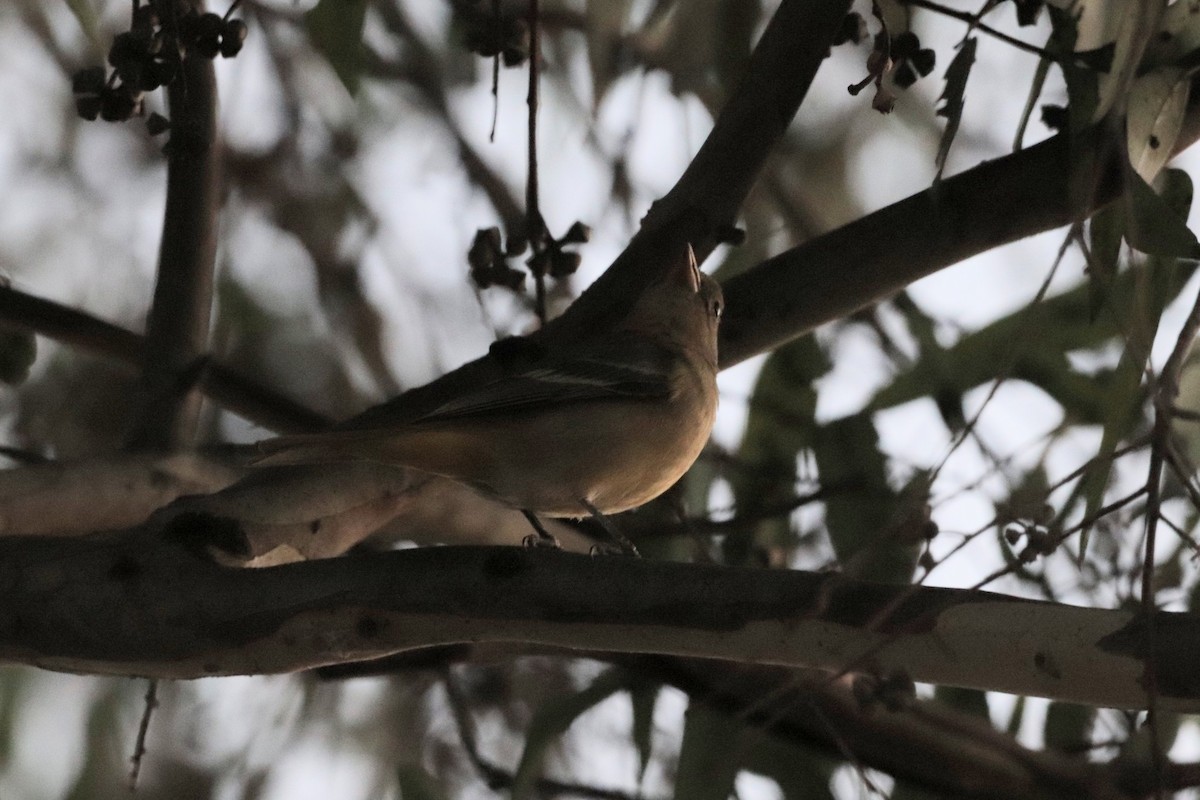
[711,300,723,318]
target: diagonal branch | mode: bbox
[125,0,222,451]
[717,84,1200,367]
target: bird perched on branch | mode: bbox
[253,244,723,551]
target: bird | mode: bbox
[252,244,723,550]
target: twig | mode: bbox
[1142,282,1200,796]
[128,678,158,791]
[525,0,546,324]
[926,226,1072,486]
[489,0,500,142]
[906,0,1052,58]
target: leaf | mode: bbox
[397,765,449,800]
[729,337,829,565]
[510,669,630,800]
[1014,54,1052,151]
[1087,204,1124,322]
[1147,0,1200,68]
[935,685,990,720]
[935,37,976,177]
[1123,167,1200,258]
[1127,68,1190,183]
[740,725,835,800]
[1005,694,1027,737]
[1043,701,1094,754]
[586,0,633,108]
[629,680,658,789]
[1046,8,1098,136]
[868,251,1199,427]
[64,0,98,42]
[1077,168,1195,555]
[814,413,914,583]
[306,0,369,95]
[673,704,741,800]
[0,328,36,386]
[1093,3,1165,123]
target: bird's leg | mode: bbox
[579,499,640,557]
[521,510,560,549]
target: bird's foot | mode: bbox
[521,510,560,549]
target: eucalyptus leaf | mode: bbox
[0,329,35,386]
[397,765,449,800]
[729,337,828,565]
[511,669,630,800]
[935,37,976,177]
[629,679,658,788]
[1044,701,1094,754]
[64,0,98,42]
[307,0,369,95]
[1126,68,1190,183]
[1123,168,1200,259]
[674,703,741,800]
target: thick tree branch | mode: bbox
[552,0,852,337]
[1,542,1195,712]
[717,88,1200,366]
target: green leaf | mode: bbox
[1046,7,1098,135]
[397,765,449,800]
[673,704,741,800]
[935,685,990,719]
[741,726,835,800]
[511,669,630,800]
[307,0,369,95]
[586,0,633,107]
[815,413,914,583]
[64,0,98,42]
[1014,53,1052,151]
[1124,167,1200,259]
[935,37,976,177]
[629,680,658,789]
[0,328,36,386]
[1005,694,1027,737]
[1077,168,1194,556]
[729,337,829,565]
[1043,701,1094,755]
[868,253,1198,427]
[1087,204,1124,322]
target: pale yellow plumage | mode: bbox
[254,245,723,518]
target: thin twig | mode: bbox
[1141,282,1200,796]
[128,679,158,791]
[927,225,1072,486]
[489,0,500,142]
[906,0,1052,58]
[525,0,546,324]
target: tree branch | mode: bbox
[125,0,222,450]
[2,541,1196,712]
[717,86,1200,366]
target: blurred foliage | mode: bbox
[2,0,1200,798]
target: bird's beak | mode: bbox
[671,243,701,293]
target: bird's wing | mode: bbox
[413,334,676,423]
